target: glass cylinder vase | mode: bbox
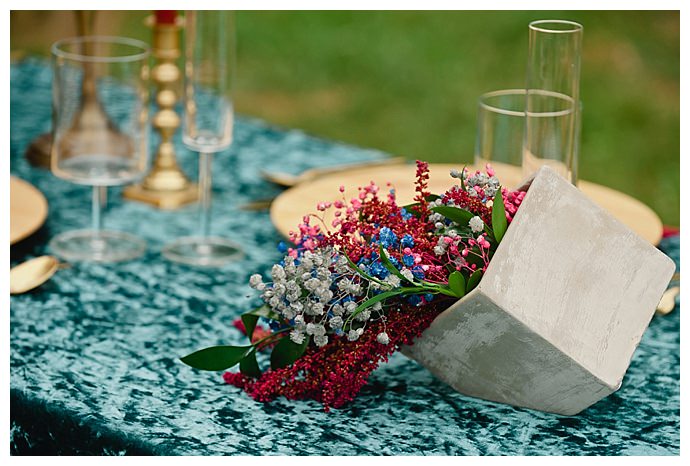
[522,19,583,185]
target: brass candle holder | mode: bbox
[123,14,197,209]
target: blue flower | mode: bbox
[424,293,434,302]
[411,265,425,280]
[277,241,288,253]
[407,294,422,306]
[388,256,401,269]
[378,227,399,248]
[401,234,415,248]
[400,208,413,221]
[369,261,390,279]
[402,254,415,267]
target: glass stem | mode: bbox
[199,152,213,240]
[92,185,105,237]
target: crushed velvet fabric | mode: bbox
[10,61,680,455]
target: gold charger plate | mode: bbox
[10,176,49,245]
[270,163,663,245]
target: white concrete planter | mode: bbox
[402,166,675,415]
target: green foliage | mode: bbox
[431,206,475,226]
[400,194,440,218]
[245,305,281,321]
[240,349,262,377]
[229,11,679,226]
[180,345,253,371]
[241,314,259,343]
[447,271,466,298]
[492,190,507,244]
[466,269,483,293]
[270,335,310,370]
[348,290,404,325]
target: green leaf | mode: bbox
[378,244,409,283]
[352,290,401,320]
[492,189,508,243]
[239,349,261,378]
[180,345,253,371]
[435,286,461,297]
[466,269,483,293]
[431,206,475,226]
[459,166,467,190]
[447,271,466,298]
[401,194,441,218]
[246,304,281,321]
[345,286,423,325]
[241,313,259,343]
[270,334,310,370]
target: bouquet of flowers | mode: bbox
[181,161,525,410]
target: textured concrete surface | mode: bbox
[404,166,675,415]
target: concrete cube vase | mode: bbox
[402,166,675,415]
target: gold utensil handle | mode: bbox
[656,286,680,315]
[298,156,406,182]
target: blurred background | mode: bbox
[10,10,679,226]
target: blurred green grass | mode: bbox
[13,10,679,225]
[231,11,679,226]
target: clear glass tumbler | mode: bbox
[523,19,583,184]
[50,36,150,262]
[475,89,526,173]
[162,10,242,267]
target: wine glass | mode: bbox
[50,36,150,262]
[522,19,583,185]
[162,10,242,266]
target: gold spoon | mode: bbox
[10,256,60,295]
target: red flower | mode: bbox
[224,300,449,411]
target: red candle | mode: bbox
[154,10,177,25]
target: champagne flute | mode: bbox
[162,10,242,266]
[50,36,150,262]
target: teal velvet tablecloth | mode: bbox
[10,60,680,455]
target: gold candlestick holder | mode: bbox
[123,15,197,209]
